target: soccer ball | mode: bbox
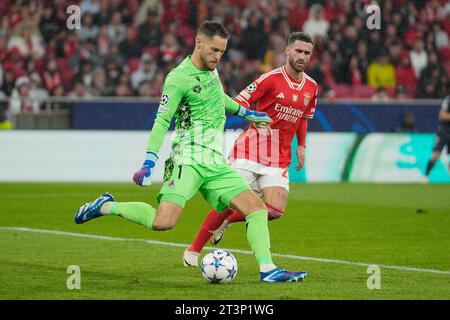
[201,249,238,284]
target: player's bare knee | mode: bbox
[246,195,266,214]
[265,202,285,220]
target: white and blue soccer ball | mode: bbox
[201,249,238,284]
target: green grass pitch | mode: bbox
[0,183,449,300]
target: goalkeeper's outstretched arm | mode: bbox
[223,93,272,126]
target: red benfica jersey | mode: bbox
[230,66,318,168]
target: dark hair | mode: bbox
[197,20,230,39]
[288,32,314,46]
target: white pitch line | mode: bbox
[1,226,449,275]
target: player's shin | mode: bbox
[245,210,276,272]
[108,202,156,229]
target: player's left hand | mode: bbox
[295,145,306,171]
[133,152,159,186]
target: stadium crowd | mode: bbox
[0,0,449,114]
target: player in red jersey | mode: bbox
[183,32,318,267]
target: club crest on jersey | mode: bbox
[193,85,202,94]
[303,92,311,105]
[245,82,257,93]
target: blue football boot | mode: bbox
[260,267,307,283]
[74,192,114,224]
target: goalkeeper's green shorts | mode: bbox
[157,161,250,212]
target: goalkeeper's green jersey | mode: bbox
[146,56,240,165]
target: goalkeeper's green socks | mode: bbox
[108,202,156,229]
[245,210,277,272]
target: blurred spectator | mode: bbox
[9,76,38,113]
[158,32,181,65]
[303,4,329,41]
[356,41,369,83]
[138,9,163,48]
[39,6,60,43]
[367,52,396,90]
[348,55,362,86]
[117,72,133,95]
[28,73,49,110]
[7,25,45,60]
[68,81,92,98]
[395,85,409,100]
[1,69,15,96]
[371,88,390,102]
[50,84,66,109]
[150,70,165,97]
[418,51,447,99]
[416,79,438,99]
[108,11,126,45]
[96,0,113,25]
[0,35,8,61]
[261,34,286,72]
[42,58,63,95]
[384,24,401,47]
[119,26,143,60]
[88,67,110,96]
[137,81,152,97]
[131,53,157,91]
[77,13,99,42]
[134,0,164,27]
[339,25,358,64]
[97,24,111,57]
[287,0,309,31]
[2,47,26,79]
[75,60,94,88]
[409,38,428,79]
[317,50,336,88]
[423,30,437,53]
[161,0,190,30]
[115,83,133,97]
[105,59,122,90]
[104,43,126,68]
[80,0,101,16]
[240,14,267,61]
[367,30,385,62]
[396,52,417,97]
[220,60,241,98]
[432,22,448,50]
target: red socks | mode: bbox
[188,204,285,253]
[188,208,234,253]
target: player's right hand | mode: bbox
[133,152,159,186]
[236,105,272,126]
[244,109,272,125]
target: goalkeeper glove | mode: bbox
[236,105,272,127]
[133,152,159,186]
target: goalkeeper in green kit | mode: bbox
[74,21,307,283]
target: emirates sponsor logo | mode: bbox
[274,103,303,123]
